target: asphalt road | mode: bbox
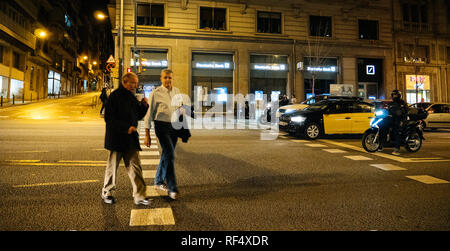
[0,92,449,232]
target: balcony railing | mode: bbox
[394,21,432,33]
[0,11,35,49]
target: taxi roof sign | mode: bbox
[106,55,115,64]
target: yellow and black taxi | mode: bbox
[279,99,375,139]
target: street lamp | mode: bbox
[94,11,107,21]
[34,28,48,39]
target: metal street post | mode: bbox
[118,0,124,85]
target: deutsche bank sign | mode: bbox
[366,65,375,75]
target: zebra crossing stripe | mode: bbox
[406,175,449,184]
[130,208,175,226]
[141,159,160,165]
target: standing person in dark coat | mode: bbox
[99,87,108,116]
[101,72,151,206]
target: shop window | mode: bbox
[200,7,227,31]
[250,54,288,101]
[309,16,332,37]
[192,52,233,107]
[0,75,8,98]
[358,20,378,40]
[137,3,164,27]
[131,49,168,96]
[257,11,282,34]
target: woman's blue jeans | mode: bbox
[154,121,178,193]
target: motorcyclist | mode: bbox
[387,90,408,155]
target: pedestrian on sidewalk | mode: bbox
[101,72,151,206]
[144,69,182,200]
[99,87,108,116]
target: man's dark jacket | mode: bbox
[104,85,149,152]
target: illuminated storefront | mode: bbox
[405,74,431,104]
[303,57,338,98]
[250,54,288,102]
[132,49,169,98]
[192,52,234,107]
[357,58,383,100]
[48,71,61,96]
[10,78,23,98]
[0,75,8,98]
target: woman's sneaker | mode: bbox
[134,198,152,206]
[169,192,178,200]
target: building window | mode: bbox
[257,11,282,34]
[309,16,332,37]
[30,66,34,91]
[402,3,429,32]
[199,7,227,31]
[358,20,378,40]
[137,3,164,26]
[13,51,23,70]
[65,14,71,28]
[0,46,3,64]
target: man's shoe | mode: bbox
[377,147,383,152]
[134,198,152,206]
[102,195,116,204]
[154,184,169,192]
[392,149,401,156]
[169,192,178,200]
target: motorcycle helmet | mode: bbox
[391,90,402,102]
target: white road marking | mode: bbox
[344,155,373,161]
[143,170,156,178]
[305,144,328,147]
[370,164,407,171]
[406,175,449,184]
[130,208,175,226]
[140,151,160,156]
[141,145,158,149]
[290,139,309,143]
[322,149,347,153]
[141,159,160,165]
[319,140,450,163]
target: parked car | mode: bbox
[423,103,450,130]
[410,102,433,110]
[276,95,363,119]
[279,99,375,139]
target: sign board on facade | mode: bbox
[330,84,354,96]
[405,75,430,90]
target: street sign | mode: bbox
[106,55,115,64]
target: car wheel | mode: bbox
[304,122,321,140]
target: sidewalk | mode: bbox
[0,94,90,109]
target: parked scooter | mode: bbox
[362,108,427,153]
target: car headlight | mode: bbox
[291,116,306,123]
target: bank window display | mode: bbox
[48,71,60,95]
[131,49,168,98]
[199,7,227,31]
[357,58,383,100]
[192,52,234,106]
[405,74,431,104]
[137,3,164,27]
[257,11,282,34]
[250,54,288,101]
[303,57,338,98]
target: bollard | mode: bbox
[13,95,15,105]
[31,93,32,102]
[1,96,2,107]
[23,93,25,103]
